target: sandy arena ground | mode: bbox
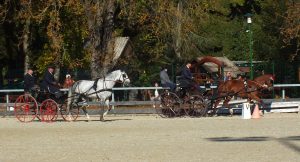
[0,113,299,162]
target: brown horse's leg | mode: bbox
[213,99,222,116]
[223,96,233,116]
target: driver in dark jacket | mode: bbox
[180,62,200,91]
[180,62,193,87]
[41,65,62,98]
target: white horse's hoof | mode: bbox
[100,116,104,121]
[66,114,73,122]
[86,115,91,122]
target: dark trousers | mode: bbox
[162,82,176,91]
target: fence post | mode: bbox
[6,94,9,112]
[282,88,285,100]
[111,90,115,114]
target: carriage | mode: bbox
[14,88,79,123]
[155,56,243,117]
[155,86,211,118]
[156,56,274,117]
[14,70,130,122]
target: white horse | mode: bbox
[68,70,130,121]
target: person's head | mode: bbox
[186,62,192,68]
[47,65,55,73]
[161,67,167,72]
[154,82,159,87]
[66,74,71,79]
[27,68,33,75]
[226,71,232,77]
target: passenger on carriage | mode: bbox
[159,67,176,91]
[224,71,232,81]
[63,74,75,88]
[24,68,38,95]
[41,65,62,98]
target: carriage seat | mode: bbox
[39,83,62,99]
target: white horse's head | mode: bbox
[117,71,130,86]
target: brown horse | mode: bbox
[213,74,274,116]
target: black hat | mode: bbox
[161,66,167,71]
[47,64,56,69]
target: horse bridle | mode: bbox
[115,73,129,84]
[251,79,273,89]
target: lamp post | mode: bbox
[245,13,253,80]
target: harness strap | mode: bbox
[92,78,100,91]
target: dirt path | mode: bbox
[0,113,299,162]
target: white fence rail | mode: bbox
[0,84,300,114]
[273,84,300,100]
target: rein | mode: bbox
[217,80,263,100]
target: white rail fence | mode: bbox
[0,84,299,114]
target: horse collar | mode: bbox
[92,78,100,90]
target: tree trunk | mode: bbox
[0,66,3,89]
[175,1,182,59]
[23,18,30,74]
[84,0,116,79]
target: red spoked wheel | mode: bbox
[14,94,38,122]
[40,99,58,122]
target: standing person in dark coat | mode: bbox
[42,65,62,98]
[24,68,36,93]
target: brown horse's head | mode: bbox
[254,74,275,90]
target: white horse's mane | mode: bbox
[103,70,122,80]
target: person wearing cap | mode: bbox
[179,62,200,92]
[24,68,37,94]
[41,65,62,98]
[63,74,75,88]
[159,67,176,91]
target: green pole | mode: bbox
[249,22,253,80]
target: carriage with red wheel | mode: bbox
[14,70,131,122]
[14,88,79,123]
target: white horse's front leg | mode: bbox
[103,99,110,116]
[100,99,110,121]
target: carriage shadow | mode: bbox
[206,136,300,153]
[55,118,132,122]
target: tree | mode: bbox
[83,0,117,79]
[280,1,300,60]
